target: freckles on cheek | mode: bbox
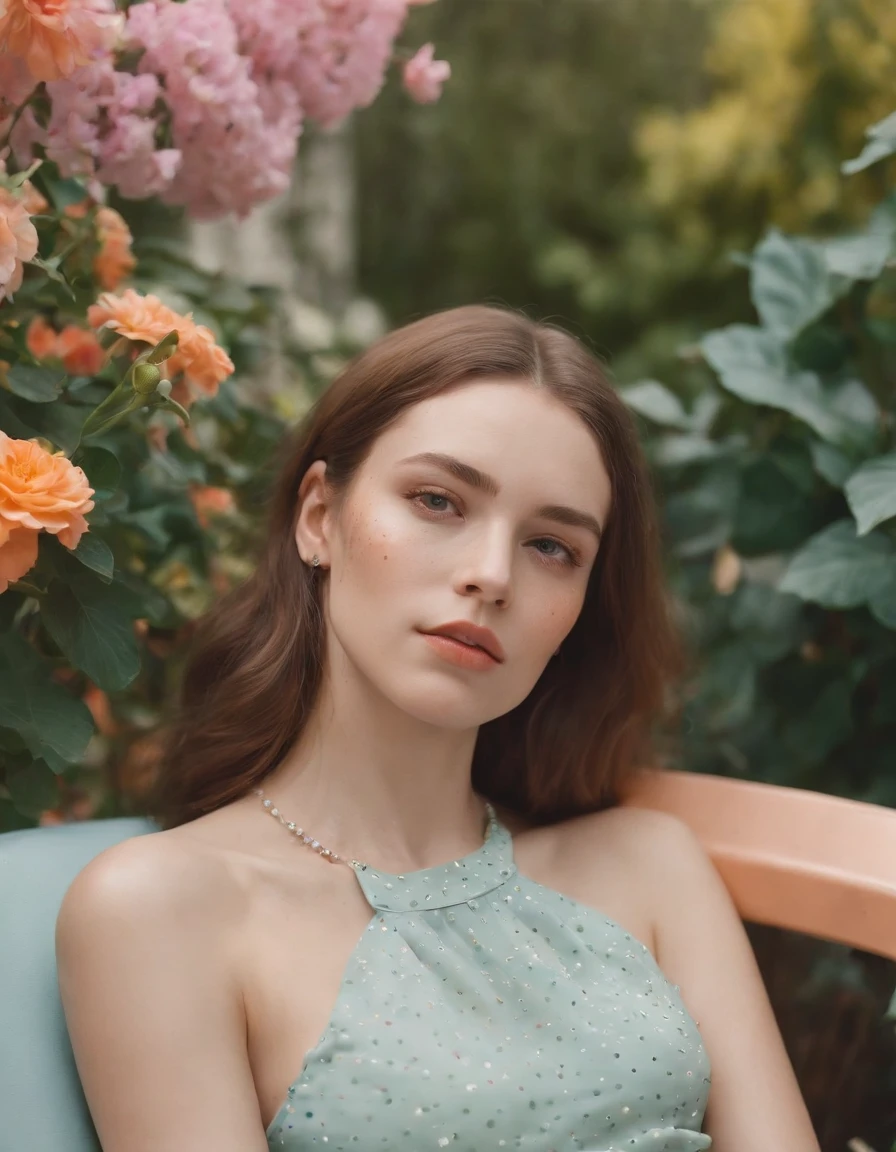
[544,592,585,644]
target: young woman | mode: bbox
[55,305,820,1152]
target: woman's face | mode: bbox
[296,377,613,729]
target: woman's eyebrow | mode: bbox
[397,451,603,542]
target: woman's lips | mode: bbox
[420,631,501,671]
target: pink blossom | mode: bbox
[39,59,179,198]
[0,186,39,301]
[402,42,449,104]
[228,0,411,129]
[126,0,302,219]
[0,0,449,221]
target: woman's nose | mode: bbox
[453,527,514,606]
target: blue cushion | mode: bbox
[0,817,159,1152]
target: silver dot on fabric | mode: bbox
[265,810,712,1151]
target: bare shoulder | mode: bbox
[55,827,267,1151]
[58,824,233,936]
[548,802,692,878]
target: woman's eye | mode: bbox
[533,538,579,566]
[407,489,459,515]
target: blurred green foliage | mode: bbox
[358,0,895,379]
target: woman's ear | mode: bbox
[294,459,333,569]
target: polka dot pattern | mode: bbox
[266,809,712,1151]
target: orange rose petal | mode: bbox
[56,325,104,375]
[26,315,59,360]
[0,524,39,592]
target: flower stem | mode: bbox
[0,85,43,154]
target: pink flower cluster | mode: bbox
[125,0,303,219]
[1,0,450,221]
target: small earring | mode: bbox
[310,554,321,568]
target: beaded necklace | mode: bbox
[253,786,497,872]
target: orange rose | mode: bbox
[189,484,236,528]
[25,316,104,375]
[93,206,135,290]
[176,322,235,396]
[56,324,104,375]
[25,314,59,359]
[0,430,95,593]
[0,186,39,301]
[87,287,235,398]
[0,0,123,83]
[19,179,48,216]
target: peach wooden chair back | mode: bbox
[619,770,896,962]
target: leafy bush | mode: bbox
[0,0,448,829]
[621,114,896,804]
[0,164,375,830]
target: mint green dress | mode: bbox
[266,803,712,1151]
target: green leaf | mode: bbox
[29,255,75,298]
[652,434,743,468]
[700,325,867,447]
[779,519,896,609]
[42,573,141,691]
[0,631,94,764]
[68,533,115,582]
[143,447,206,490]
[869,583,896,630]
[118,505,173,550]
[809,441,858,489]
[844,452,896,536]
[665,472,738,558]
[733,447,819,554]
[6,760,60,818]
[818,203,895,280]
[30,166,90,211]
[782,678,853,763]
[696,643,757,734]
[73,444,122,499]
[1,392,88,452]
[0,392,42,439]
[789,323,850,374]
[728,583,804,664]
[842,110,896,175]
[823,378,880,453]
[0,589,24,631]
[5,363,66,402]
[620,380,695,430]
[749,229,840,340]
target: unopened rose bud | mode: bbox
[132,362,162,395]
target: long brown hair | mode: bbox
[149,305,687,830]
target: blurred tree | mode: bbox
[357,0,712,365]
[357,0,896,382]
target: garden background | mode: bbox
[1,0,894,1148]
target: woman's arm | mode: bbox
[641,809,821,1152]
[55,834,270,1152]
